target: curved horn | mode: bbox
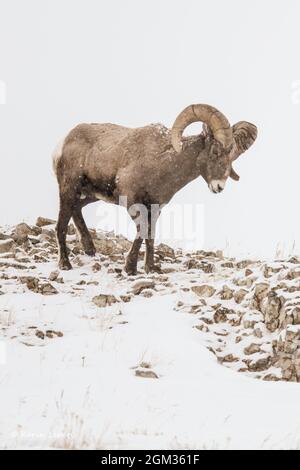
[171,104,233,153]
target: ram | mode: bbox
[53,104,257,274]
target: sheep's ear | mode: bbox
[230,121,257,181]
[230,167,240,181]
[202,123,213,139]
[232,121,258,157]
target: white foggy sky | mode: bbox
[0,0,299,257]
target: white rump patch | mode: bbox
[52,137,66,175]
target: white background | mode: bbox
[0,0,299,257]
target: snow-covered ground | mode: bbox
[1,220,300,450]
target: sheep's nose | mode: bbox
[209,179,226,194]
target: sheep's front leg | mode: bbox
[144,239,155,273]
[124,236,143,275]
[144,208,161,273]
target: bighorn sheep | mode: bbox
[53,104,257,274]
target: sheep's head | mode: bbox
[171,104,258,193]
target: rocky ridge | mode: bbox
[1,218,300,382]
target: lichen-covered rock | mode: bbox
[156,243,175,259]
[233,276,255,288]
[273,326,300,381]
[263,264,282,278]
[218,285,234,300]
[0,232,10,240]
[221,261,235,269]
[93,238,116,255]
[237,260,255,269]
[191,285,216,298]
[19,276,39,292]
[92,294,118,308]
[198,262,214,273]
[243,312,264,329]
[234,289,248,304]
[218,354,239,363]
[40,227,55,240]
[260,291,285,332]
[0,238,15,254]
[93,236,131,255]
[286,268,300,281]
[252,282,270,311]
[183,257,215,274]
[92,262,102,272]
[291,307,300,325]
[19,276,58,295]
[183,258,199,270]
[254,327,263,338]
[288,256,300,264]
[213,307,235,323]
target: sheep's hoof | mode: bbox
[59,259,72,270]
[84,246,96,257]
[124,264,137,276]
[144,264,162,274]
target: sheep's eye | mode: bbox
[210,143,221,157]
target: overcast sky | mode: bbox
[0,0,299,257]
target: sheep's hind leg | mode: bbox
[72,205,96,256]
[56,199,73,270]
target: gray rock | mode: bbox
[40,282,58,295]
[140,288,154,298]
[130,279,155,295]
[244,343,261,355]
[0,238,15,254]
[48,270,59,281]
[135,368,158,379]
[92,294,118,308]
[0,259,27,270]
[35,217,56,227]
[14,223,34,243]
[247,356,271,372]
